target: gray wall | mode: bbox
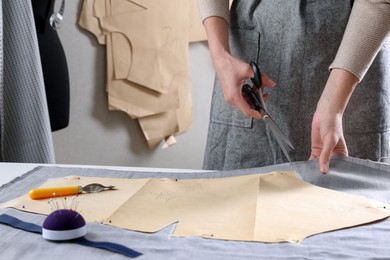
[52,1,215,170]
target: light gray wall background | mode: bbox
[52,1,215,170]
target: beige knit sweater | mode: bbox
[197,0,390,81]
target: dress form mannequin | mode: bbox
[32,0,70,131]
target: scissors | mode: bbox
[241,62,295,162]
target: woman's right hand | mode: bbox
[213,53,276,119]
[203,16,276,119]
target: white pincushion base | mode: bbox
[42,226,87,241]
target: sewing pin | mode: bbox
[61,197,67,209]
[74,209,83,219]
[70,196,76,211]
[74,199,79,212]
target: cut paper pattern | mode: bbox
[2,172,389,243]
[78,0,206,148]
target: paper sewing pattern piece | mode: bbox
[106,36,180,119]
[100,0,190,93]
[2,172,390,243]
[78,0,205,148]
[0,176,150,222]
[138,71,193,148]
[253,172,390,243]
[103,174,259,241]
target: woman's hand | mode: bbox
[309,68,358,173]
[310,103,348,173]
[213,52,276,119]
[203,16,275,119]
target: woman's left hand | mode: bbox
[309,106,348,173]
[309,68,358,173]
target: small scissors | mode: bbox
[242,62,295,162]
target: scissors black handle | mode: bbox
[242,62,264,112]
[242,84,262,111]
[250,62,262,90]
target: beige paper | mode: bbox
[108,0,148,80]
[1,172,389,243]
[78,0,204,148]
[162,135,177,149]
[189,0,207,42]
[110,0,147,15]
[103,174,259,241]
[110,33,131,80]
[78,0,107,45]
[105,27,192,146]
[138,71,193,148]
[102,172,390,242]
[254,172,390,243]
[105,0,111,16]
[0,176,150,222]
[106,35,180,119]
[100,0,190,93]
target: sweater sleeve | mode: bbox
[330,0,390,81]
[196,0,230,23]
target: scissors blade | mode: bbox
[256,84,269,113]
[247,62,295,162]
[263,115,294,149]
[263,115,294,162]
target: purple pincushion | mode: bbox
[42,209,87,241]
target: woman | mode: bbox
[197,0,390,172]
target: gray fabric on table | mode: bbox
[1,157,390,259]
[0,0,55,163]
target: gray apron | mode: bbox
[203,0,390,170]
